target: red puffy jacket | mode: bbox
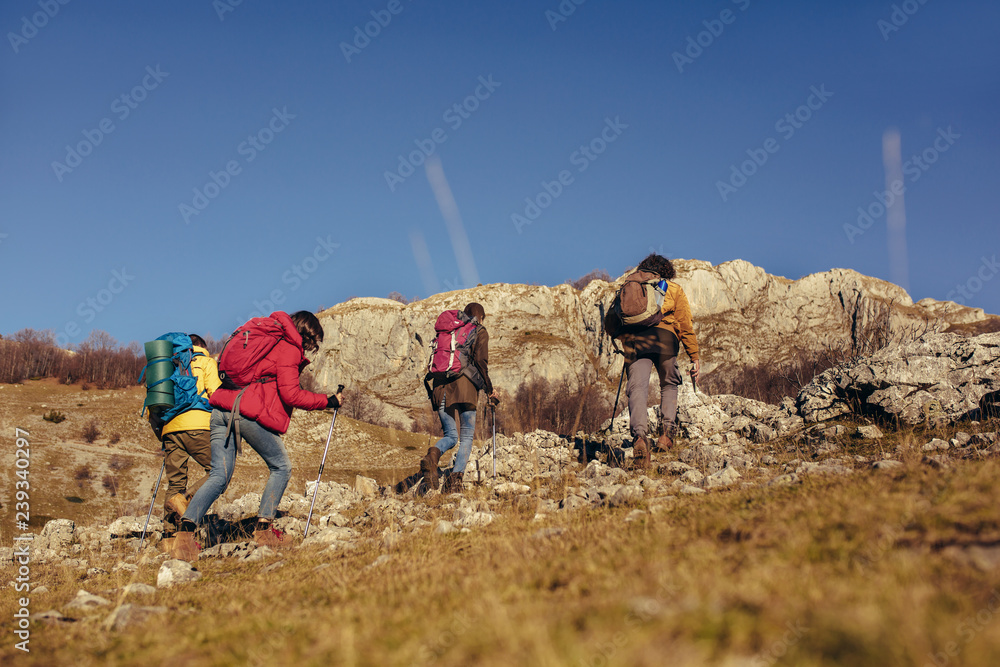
[209,311,328,434]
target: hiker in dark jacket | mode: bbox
[171,311,343,560]
[420,302,499,493]
[619,254,699,469]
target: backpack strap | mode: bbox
[223,377,274,455]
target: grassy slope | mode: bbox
[3,425,1000,666]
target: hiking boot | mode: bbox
[419,447,442,491]
[442,472,464,494]
[165,493,189,517]
[630,436,651,471]
[172,531,201,561]
[653,434,674,453]
[254,523,291,548]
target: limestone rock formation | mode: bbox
[797,332,1000,424]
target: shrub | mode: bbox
[101,475,119,497]
[492,376,613,437]
[42,410,66,424]
[108,454,132,472]
[74,465,92,487]
[109,432,122,445]
[567,269,612,291]
[82,419,101,444]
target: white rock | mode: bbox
[705,466,741,489]
[64,590,110,610]
[156,559,202,588]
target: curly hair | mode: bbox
[290,310,324,352]
[636,253,676,280]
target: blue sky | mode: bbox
[2,0,998,347]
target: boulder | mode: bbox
[156,560,202,588]
[798,333,1000,425]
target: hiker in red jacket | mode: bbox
[172,311,343,560]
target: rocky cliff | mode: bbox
[309,259,996,421]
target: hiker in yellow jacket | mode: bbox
[156,334,222,524]
[619,254,700,469]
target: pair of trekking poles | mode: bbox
[137,384,346,551]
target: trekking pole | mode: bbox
[136,457,166,555]
[491,401,497,480]
[305,384,344,539]
[603,362,627,434]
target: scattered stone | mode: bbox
[354,475,380,498]
[41,519,75,550]
[679,485,705,495]
[855,425,885,439]
[608,485,643,507]
[456,511,494,528]
[434,521,457,535]
[244,546,276,562]
[33,585,50,595]
[872,460,903,471]
[157,559,202,588]
[319,513,350,529]
[494,482,531,496]
[367,554,392,569]
[704,466,741,489]
[64,590,111,611]
[922,439,950,452]
[86,567,108,578]
[112,563,138,573]
[105,604,167,630]
[922,455,950,469]
[30,610,73,624]
[122,583,157,596]
[679,469,705,485]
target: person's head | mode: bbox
[464,302,486,324]
[290,310,324,352]
[188,334,206,348]
[636,253,676,280]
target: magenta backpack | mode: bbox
[425,309,484,389]
[218,316,285,388]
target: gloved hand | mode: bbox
[327,392,342,409]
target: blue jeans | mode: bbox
[434,401,476,474]
[183,409,292,524]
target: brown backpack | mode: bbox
[604,270,666,338]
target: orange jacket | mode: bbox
[656,281,699,361]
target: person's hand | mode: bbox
[690,359,701,383]
[488,389,500,405]
[327,391,343,409]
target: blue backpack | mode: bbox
[140,332,212,423]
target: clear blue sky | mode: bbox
[2,0,998,347]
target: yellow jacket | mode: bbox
[656,281,699,361]
[162,346,222,435]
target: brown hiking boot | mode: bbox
[254,523,291,548]
[653,434,674,453]
[442,472,464,494]
[159,537,175,554]
[165,493,189,517]
[172,531,201,561]
[419,447,442,491]
[630,436,651,471]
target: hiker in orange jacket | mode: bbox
[619,253,700,469]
